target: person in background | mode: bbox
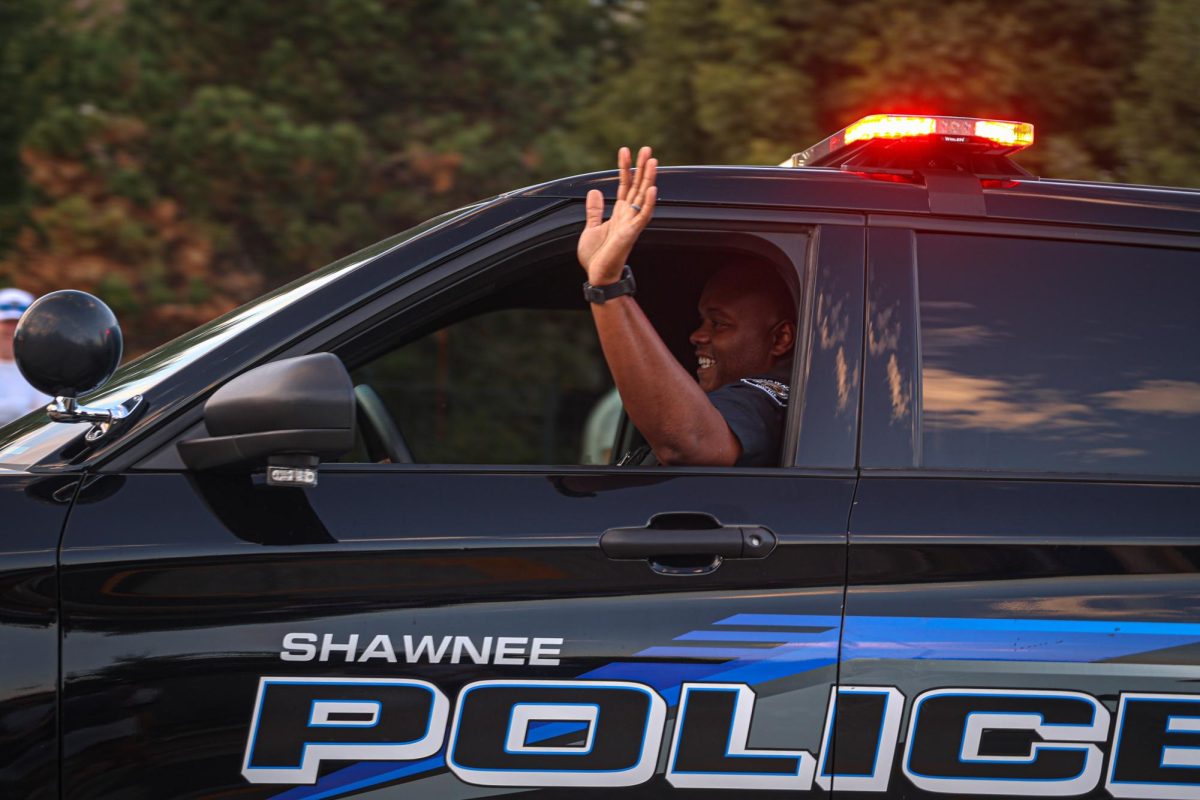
[0,288,50,425]
[580,386,623,464]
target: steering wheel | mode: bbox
[353,384,414,464]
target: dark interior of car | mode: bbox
[339,229,801,465]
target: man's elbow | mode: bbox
[654,438,739,467]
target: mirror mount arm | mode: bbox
[48,395,145,443]
[47,394,141,424]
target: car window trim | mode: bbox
[862,465,1200,486]
[321,462,858,479]
[869,213,1200,250]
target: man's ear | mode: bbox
[769,319,795,358]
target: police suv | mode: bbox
[2,115,1199,800]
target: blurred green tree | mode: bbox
[0,0,616,351]
[1115,0,1200,187]
[0,0,61,252]
[569,0,1151,179]
[569,0,829,165]
[1,0,1197,358]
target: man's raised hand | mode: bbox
[577,146,658,286]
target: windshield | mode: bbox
[0,204,481,469]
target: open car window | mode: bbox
[339,228,806,468]
[350,307,614,465]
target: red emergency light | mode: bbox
[784,114,1036,169]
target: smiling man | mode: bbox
[577,147,796,467]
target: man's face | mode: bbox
[0,320,16,361]
[689,269,792,393]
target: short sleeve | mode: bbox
[707,378,788,467]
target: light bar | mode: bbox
[973,118,1035,148]
[845,115,937,144]
[783,114,1035,168]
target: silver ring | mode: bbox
[631,203,642,212]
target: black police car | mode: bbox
[2,114,1199,799]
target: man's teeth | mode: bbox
[698,356,715,369]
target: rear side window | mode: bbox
[916,234,1200,478]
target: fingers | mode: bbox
[615,146,657,220]
[628,146,651,200]
[584,189,604,228]
[632,186,657,232]
[616,147,631,201]
[632,155,657,208]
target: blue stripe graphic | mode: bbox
[677,629,835,643]
[716,613,841,627]
[843,616,1200,663]
[636,645,787,660]
[580,661,718,694]
[895,617,1200,635]
[527,719,589,740]
[270,755,446,800]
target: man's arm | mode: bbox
[577,147,741,466]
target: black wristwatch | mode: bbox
[583,265,636,304]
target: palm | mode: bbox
[576,218,610,268]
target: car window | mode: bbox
[351,307,614,465]
[915,234,1200,478]
[340,230,808,469]
[0,203,483,470]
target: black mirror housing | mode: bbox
[178,353,356,471]
[14,290,123,398]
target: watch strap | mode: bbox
[583,265,636,304]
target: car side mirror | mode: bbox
[14,290,143,443]
[177,353,356,487]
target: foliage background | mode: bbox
[1,0,1197,355]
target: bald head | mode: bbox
[703,265,794,325]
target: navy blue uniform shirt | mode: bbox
[707,374,790,467]
[617,372,790,467]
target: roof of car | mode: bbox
[516,166,1200,235]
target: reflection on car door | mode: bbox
[0,473,74,800]
[841,226,1200,798]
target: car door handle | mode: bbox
[600,513,777,561]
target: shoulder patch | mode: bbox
[739,378,789,407]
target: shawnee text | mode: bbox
[280,633,564,665]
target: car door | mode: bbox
[57,207,864,799]
[837,223,1200,799]
[0,468,78,800]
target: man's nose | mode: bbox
[689,324,708,345]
